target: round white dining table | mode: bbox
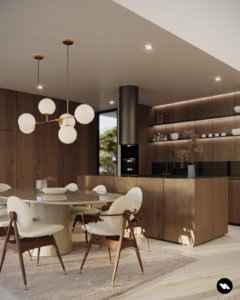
[0,188,122,257]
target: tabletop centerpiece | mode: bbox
[177,134,204,178]
[36,171,57,191]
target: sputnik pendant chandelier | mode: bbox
[18,39,95,144]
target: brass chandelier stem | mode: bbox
[67,43,69,125]
[35,115,74,125]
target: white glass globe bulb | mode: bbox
[38,98,56,115]
[18,113,36,131]
[20,126,35,134]
[58,126,77,144]
[59,113,76,128]
[75,104,95,124]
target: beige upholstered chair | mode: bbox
[79,195,144,287]
[0,184,12,217]
[125,188,150,251]
[71,185,107,243]
[0,197,66,290]
[65,183,78,192]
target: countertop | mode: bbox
[137,175,239,180]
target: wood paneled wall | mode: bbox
[0,88,98,188]
[138,104,154,175]
[153,91,240,162]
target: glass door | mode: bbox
[98,110,118,176]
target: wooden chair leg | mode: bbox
[79,236,93,274]
[51,236,67,275]
[144,231,150,252]
[13,221,28,290]
[128,220,144,275]
[140,209,150,252]
[28,251,32,261]
[0,222,12,273]
[107,247,111,264]
[36,248,40,266]
[111,216,127,287]
[72,216,78,232]
[85,231,88,245]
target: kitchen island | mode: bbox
[77,175,228,246]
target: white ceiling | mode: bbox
[113,0,240,72]
[0,0,240,112]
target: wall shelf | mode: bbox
[151,113,240,128]
[150,134,236,143]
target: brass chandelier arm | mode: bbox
[35,115,75,125]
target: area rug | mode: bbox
[0,226,197,300]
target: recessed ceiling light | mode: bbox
[38,85,43,89]
[215,77,221,81]
[110,101,114,104]
[145,45,153,50]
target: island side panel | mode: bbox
[195,178,228,245]
[228,179,240,224]
[137,178,164,239]
[113,177,137,194]
[163,179,195,246]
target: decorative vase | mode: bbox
[188,165,195,179]
[36,180,47,191]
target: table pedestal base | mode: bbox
[30,203,72,256]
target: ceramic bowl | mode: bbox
[234,106,240,113]
[232,128,240,135]
[215,133,219,137]
[201,134,206,138]
[170,133,179,140]
[42,188,67,195]
[221,133,226,137]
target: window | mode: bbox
[99,110,118,176]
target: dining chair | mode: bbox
[71,185,107,244]
[0,183,12,216]
[0,196,67,290]
[65,183,78,192]
[79,195,144,287]
[125,188,150,252]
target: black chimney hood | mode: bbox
[119,85,139,145]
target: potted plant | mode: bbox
[36,171,58,191]
[177,134,204,178]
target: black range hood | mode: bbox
[119,85,139,145]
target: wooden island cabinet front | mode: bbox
[77,175,228,246]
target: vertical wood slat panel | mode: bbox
[212,93,235,117]
[0,88,17,131]
[0,131,17,188]
[43,134,66,187]
[137,178,164,239]
[16,132,44,188]
[113,177,137,195]
[163,179,195,245]
[139,104,154,175]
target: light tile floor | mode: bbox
[0,225,239,300]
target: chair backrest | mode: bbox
[92,185,107,194]
[65,183,78,192]
[106,195,135,230]
[126,188,142,213]
[0,184,12,192]
[7,196,33,231]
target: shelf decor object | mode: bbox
[232,128,240,135]
[18,39,95,144]
[177,134,204,179]
[234,106,240,113]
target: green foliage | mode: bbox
[99,126,117,175]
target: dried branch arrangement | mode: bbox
[177,134,204,165]
[37,171,58,183]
